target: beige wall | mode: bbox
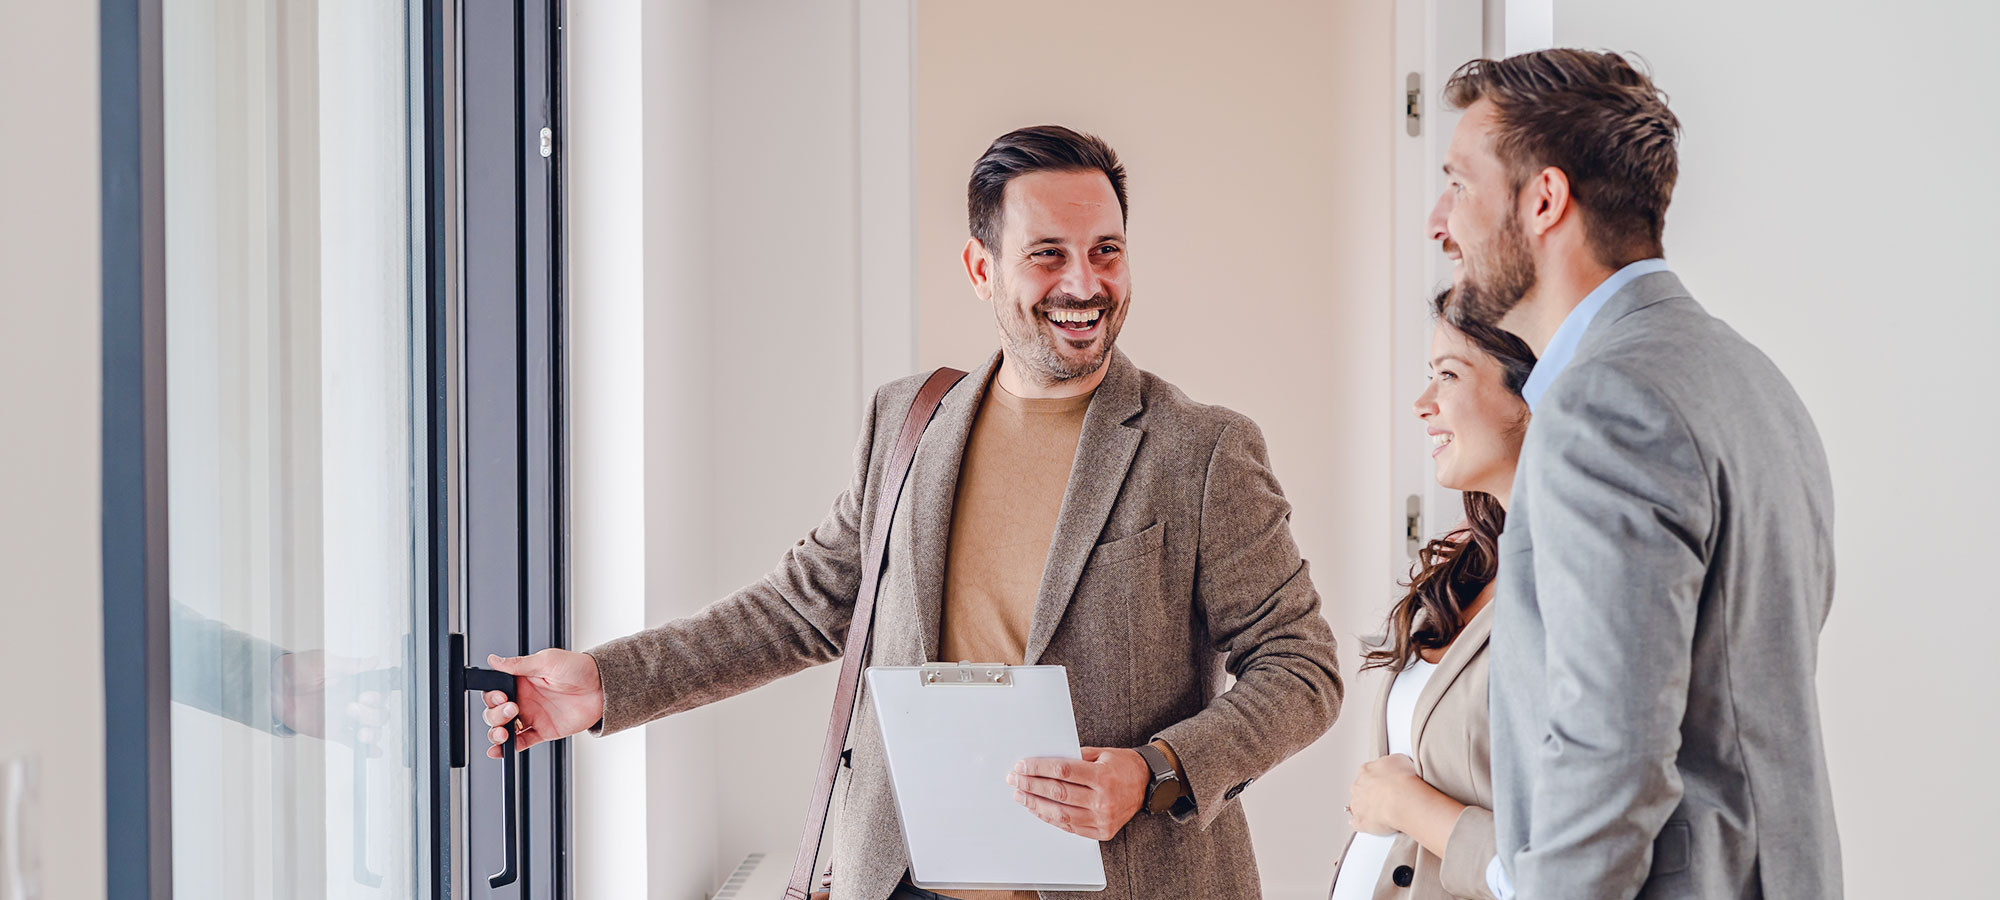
[1552,3,2000,895]
[0,2,106,900]
[917,2,1395,896]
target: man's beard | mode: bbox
[1447,211,1538,331]
[995,276,1126,386]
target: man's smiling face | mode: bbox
[1429,99,1539,329]
[978,168,1132,386]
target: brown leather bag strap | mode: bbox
[786,366,968,900]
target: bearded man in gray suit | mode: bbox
[1426,51,1841,899]
[469,125,1343,900]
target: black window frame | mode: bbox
[450,0,571,897]
[99,0,570,895]
[100,0,170,895]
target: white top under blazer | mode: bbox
[1330,657,1439,900]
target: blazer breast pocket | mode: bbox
[1086,521,1164,569]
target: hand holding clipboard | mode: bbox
[868,663,1109,892]
[1006,745,1150,842]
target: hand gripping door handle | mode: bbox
[450,633,520,889]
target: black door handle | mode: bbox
[450,633,520,889]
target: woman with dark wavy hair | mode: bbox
[1328,291,1534,900]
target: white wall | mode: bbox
[568,1,685,897]
[567,0,916,894]
[1550,4,2000,896]
[0,3,106,900]
[915,2,1394,897]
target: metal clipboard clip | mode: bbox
[919,661,1013,686]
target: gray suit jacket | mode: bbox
[1489,271,1841,900]
[587,349,1344,900]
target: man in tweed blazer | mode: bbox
[475,126,1343,900]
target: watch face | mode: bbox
[1136,744,1176,813]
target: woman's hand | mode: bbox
[1347,752,1470,858]
[1347,753,1425,835]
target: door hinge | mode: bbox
[1405,72,1422,137]
[538,126,553,159]
[1405,494,1423,559]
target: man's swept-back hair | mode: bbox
[967,125,1128,253]
[1444,49,1681,266]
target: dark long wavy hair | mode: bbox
[1362,289,1536,672]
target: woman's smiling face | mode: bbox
[1413,321,1530,501]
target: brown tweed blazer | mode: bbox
[585,349,1344,900]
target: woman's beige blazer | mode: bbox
[1330,603,1499,900]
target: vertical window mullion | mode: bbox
[456,0,565,896]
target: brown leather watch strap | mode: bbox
[786,367,968,900]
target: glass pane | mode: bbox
[162,0,428,897]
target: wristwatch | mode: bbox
[1134,740,1194,817]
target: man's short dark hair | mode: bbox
[967,125,1128,253]
[1444,49,1681,266]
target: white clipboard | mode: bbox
[866,663,1107,892]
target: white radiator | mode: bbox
[712,852,791,900]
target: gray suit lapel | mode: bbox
[1023,350,1145,665]
[903,352,1000,662]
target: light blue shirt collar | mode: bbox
[1519,258,1670,411]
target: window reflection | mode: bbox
[163,0,423,896]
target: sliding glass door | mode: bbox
[161,0,431,896]
[107,0,566,897]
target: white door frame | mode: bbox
[1390,0,1485,575]
[1389,0,1553,574]
[857,0,920,393]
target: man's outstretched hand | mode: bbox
[481,648,605,758]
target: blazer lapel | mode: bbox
[1023,350,1145,664]
[1368,666,1393,757]
[1408,601,1495,757]
[903,352,999,662]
